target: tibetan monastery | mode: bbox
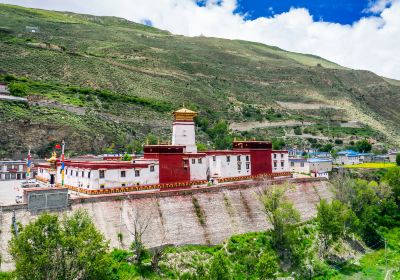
[36,108,291,195]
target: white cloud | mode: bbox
[1,0,400,80]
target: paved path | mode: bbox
[230,120,313,131]
[0,180,23,205]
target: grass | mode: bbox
[344,162,396,169]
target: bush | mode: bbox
[294,127,302,135]
[256,252,279,279]
[396,154,400,166]
[8,82,28,97]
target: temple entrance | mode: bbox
[50,174,55,185]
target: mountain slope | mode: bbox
[0,4,399,158]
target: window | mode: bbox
[76,171,78,177]
[88,171,91,178]
[300,162,305,167]
[246,155,250,162]
[121,171,126,177]
[60,169,62,174]
[237,155,241,161]
[213,156,216,162]
[192,159,196,164]
[226,156,230,162]
[274,154,277,159]
[274,162,277,168]
[150,166,155,172]
[100,184,105,189]
[237,162,242,170]
[135,170,140,177]
[291,162,294,167]
[122,183,126,187]
[198,158,202,164]
[281,154,284,158]
[281,161,284,167]
[70,170,73,175]
[81,171,84,177]
[246,163,250,170]
[99,170,105,179]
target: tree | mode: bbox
[207,120,233,150]
[127,209,152,265]
[294,127,302,135]
[355,139,372,153]
[383,167,400,203]
[259,185,300,248]
[122,153,132,161]
[320,143,333,152]
[209,252,232,280]
[9,210,110,280]
[272,138,286,150]
[316,199,357,253]
[396,154,400,166]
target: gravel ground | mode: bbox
[0,180,23,205]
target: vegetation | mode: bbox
[4,168,400,279]
[396,153,400,166]
[9,209,111,280]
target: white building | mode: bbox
[272,151,290,173]
[205,151,252,181]
[335,150,360,165]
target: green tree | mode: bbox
[256,252,279,279]
[207,120,233,150]
[383,167,400,202]
[396,154,400,166]
[272,138,286,150]
[8,82,28,97]
[146,134,158,145]
[9,210,110,280]
[320,143,333,152]
[209,252,232,280]
[355,139,372,153]
[316,199,357,253]
[294,127,302,135]
[259,185,300,248]
[122,153,132,161]
[126,139,143,154]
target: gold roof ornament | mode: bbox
[173,107,197,122]
[47,151,58,163]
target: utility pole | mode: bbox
[385,238,388,275]
[12,210,18,237]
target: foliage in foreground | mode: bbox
[9,209,111,280]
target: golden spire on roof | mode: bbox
[173,107,197,122]
[47,151,58,163]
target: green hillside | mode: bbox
[0,4,399,158]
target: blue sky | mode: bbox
[235,0,370,24]
[1,0,399,79]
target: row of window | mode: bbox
[273,161,286,168]
[212,155,251,162]
[273,154,286,159]
[64,166,155,179]
[290,162,305,167]
[191,158,203,164]
[238,162,250,170]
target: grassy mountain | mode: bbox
[0,4,399,158]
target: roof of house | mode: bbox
[337,150,359,156]
[307,158,332,163]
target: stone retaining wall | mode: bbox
[0,179,332,271]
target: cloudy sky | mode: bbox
[1,0,400,80]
